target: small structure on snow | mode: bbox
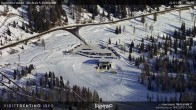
[97,59,111,70]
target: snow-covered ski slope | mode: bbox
[80,7,196,46]
[0,6,196,101]
[0,5,37,44]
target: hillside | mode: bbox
[0,2,196,110]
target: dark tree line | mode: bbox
[115,26,122,34]
[66,0,178,21]
[13,64,34,80]
[27,5,68,33]
[1,68,102,109]
[129,22,196,73]
[125,20,196,102]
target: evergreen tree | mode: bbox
[131,41,134,47]
[21,68,25,77]
[40,78,43,86]
[42,39,46,50]
[181,22,186,39]
[129,44,133,53]
[21,45,24,50]
[116,41,118,46]
[147,92,149,100]
[183,40,187,56]
[141,38,144,42]
[25,27,29,33]
[119,26,121,34]
[21,22,25,30]
[13,70,17,80]
[115,104,119,110]
[164,41,168,55]
[50,7,58,25]
[69,104,72,110]
[154,44,157,55]
[92,13,95,20]
[102,10,105,17]
[115,26,119,34]
[147,78,152,90]
[108,38,111,44]
[7,28,11,36]
[141,42,144,52]
[55,5,62,19]
[128,53,132,61]
[174,39,177,54]
[190,38,193,47]
[157,94,160,102]
[18,73,21,79]
[13,21,16,28]
[107,12,110,20]
[141,15,145,24]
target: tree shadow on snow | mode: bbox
[162,29,175,36]
[166,23,180,30]
[146,16,154,21]
[104,27,115,33]
[83,59,99,64]
[98,40,108,45]
[169,12,193,22]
